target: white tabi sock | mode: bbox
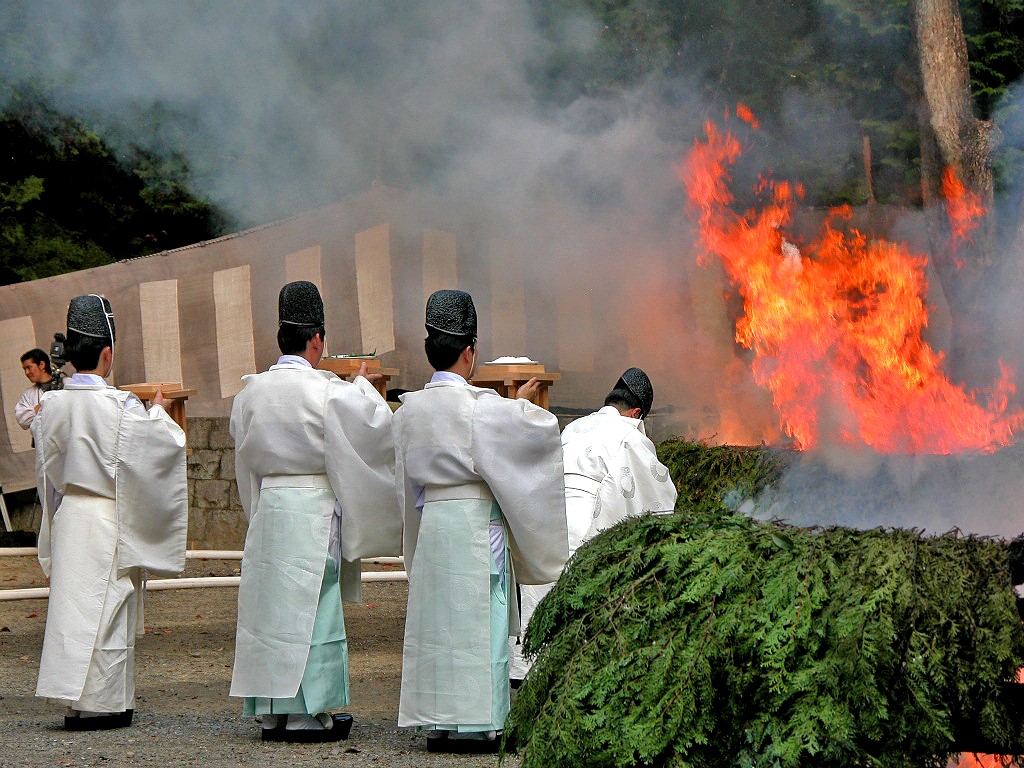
[260,714,285,730]
[451,729,499,741]
[285,713,333,731]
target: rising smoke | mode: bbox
[1,1,686,225]
[5,0,1023,535]
[0,0,749,432]
[738,442,1024,539]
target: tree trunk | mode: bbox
[909,0,996,387]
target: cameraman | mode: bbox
[16,348,55,429]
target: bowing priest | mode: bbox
[229,281,402,743]
[394,289,568,753]
[509,366,678,682]
[33,294,188,730]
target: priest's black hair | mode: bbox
[604,386,642,414]
[64,330,109,372]
[425,328,475,371]
[277,324,326,355]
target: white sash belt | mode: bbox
[260,473,331,490]
[423,482,495,503]
[564,473,601,496]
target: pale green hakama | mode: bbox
[243,552,349,715]
[393,377,568,734]
[399,494,511,731]
[231,479,356,713]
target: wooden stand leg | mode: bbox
[0,487,11,533]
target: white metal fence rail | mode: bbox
[0,548,407,601]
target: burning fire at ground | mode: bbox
[679,107,1024,454]
[942,166,986,261]
[955,752,1016,768]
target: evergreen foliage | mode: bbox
[657,440,790,516]
[963,0,1024,118]
[507,439,1024,767]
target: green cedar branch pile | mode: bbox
[506,439,1024,768]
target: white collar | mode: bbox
[69,373,107,386]
[598,404,644,432]
[430,370,467,385]
[272,355,313,369]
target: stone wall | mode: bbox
[186,416,246,550]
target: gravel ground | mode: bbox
[0,555,519,768]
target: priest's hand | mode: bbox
[358,361,383,384]
[151,387,169,410]
[516,377,542,404]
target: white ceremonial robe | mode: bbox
[228,360,401,704]
[509,405,678,680]
[395,377,567,730]
[15,383,43,429]
[32,377,188,711]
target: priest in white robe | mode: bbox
[509,367,678,681]
[33,294,188,730]
[395,289,568,753]
[229,281,401,743]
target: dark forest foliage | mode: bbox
[507,439,1024,767]
[0,92,227,285]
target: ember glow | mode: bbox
[679,109,1023,453]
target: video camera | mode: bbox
[43,333,68,391]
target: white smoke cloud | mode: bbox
[2,0,749,428]
[5,19,1021,751]
[2,0,682,225]
[15,0,1016,545]
[740,444,1024,539]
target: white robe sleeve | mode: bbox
[393,409,423,573]
[471,394,568,585]
[229,390,261,522]
[32,414,57,577]
[593,435,678,537]
[114,404,189,576]
[15,386,38,430]
[324,376,403,560]
[627,436,678,514]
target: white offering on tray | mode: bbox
[484,356,539,365]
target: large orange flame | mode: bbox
[680,112,1023,453]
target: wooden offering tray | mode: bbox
[318,356,399,399]
[118,382,196,438]
[472,359,561,409]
